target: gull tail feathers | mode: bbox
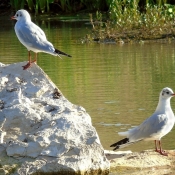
[110,138,142,150]
[55,49,72,58]
[110,138,130,150]
[118,131,129,136]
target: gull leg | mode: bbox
[29,50,31,63]
[158,140,168,156]
[155,140,167,156]
[31,53,37,64]
[155,140,159,152]
[22,51,32,70]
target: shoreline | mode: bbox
[105,150,175,174]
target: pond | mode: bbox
[1,12,175,164]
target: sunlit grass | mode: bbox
[88,2,175,43]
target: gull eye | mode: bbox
[16,14,18,17]
[166,91,169,94]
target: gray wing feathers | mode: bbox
[119,114,168,142]
[15,22,54,52]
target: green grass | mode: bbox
[87,1,175,42]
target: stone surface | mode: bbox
[106,150,175,174]
[0,62,110,175]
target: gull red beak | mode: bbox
[172,94,175,96]
[11,16,16,20]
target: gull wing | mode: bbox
[119,113,169,142]
[15,21,52,51]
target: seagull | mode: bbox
[110,87,175,156]
[11,9,72,70]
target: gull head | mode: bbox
[11,9,31,22]
[160,87,175,99]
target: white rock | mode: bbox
[0,77,8,85]
[0,130,6,143]
[0,62,109,174]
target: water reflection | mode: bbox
[1,15,175,153]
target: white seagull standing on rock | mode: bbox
[110,87,175,156]
[11,9,72,70]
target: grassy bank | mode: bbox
[86,1,175,43]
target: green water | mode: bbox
[1,14,175,156]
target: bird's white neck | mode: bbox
[156,97,171,113]
[18,18,31,24]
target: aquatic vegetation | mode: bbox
[88,1,175,43]
[9,0,175,15]
[9,0,175,42]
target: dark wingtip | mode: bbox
[113,146,119,151]
[110,143,115,147]
[55,49,72,58]
[110,138,129,150]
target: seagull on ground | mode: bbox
[110,87,175,156]
[11,9,71,70]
